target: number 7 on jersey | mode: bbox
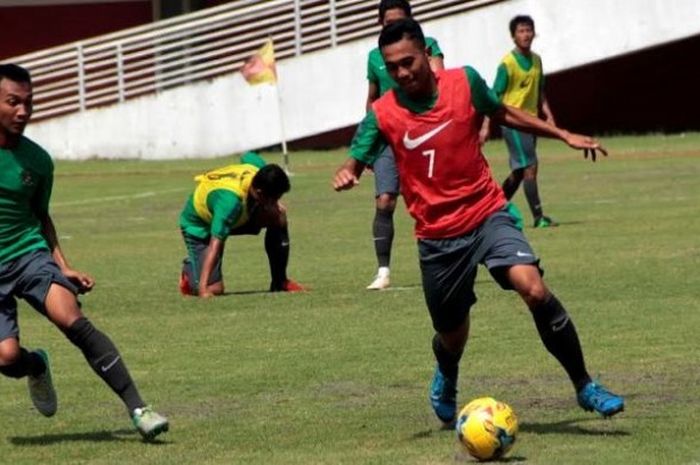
[422,149,436,178]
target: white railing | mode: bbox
[7,0,504,121]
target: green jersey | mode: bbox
[367,36,443,96]
[352,66,502,164]
[179,152,266,240]
[0,136,53,264]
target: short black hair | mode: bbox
[378,18,425,49]
[378,0,411,23]
[252,164,290,199]
[0,63,32,84]
[509,15,535,36]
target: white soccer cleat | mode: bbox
[366,268,391,290]
[27,349,57,417]
[132,406,169,441]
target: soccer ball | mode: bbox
[455,397,518,461]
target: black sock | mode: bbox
[523,178,544,220]
[372,208,394,268]
[266,225,290,290]
[64,317,145,412]
[432,334,462,379]
[532,295,591,392]
[0,348,46,378]
[501,174,521,200]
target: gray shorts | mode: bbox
[418,209,542,333]
[0,248,79,342]
[502,126,538,170]
[373,145,399,197]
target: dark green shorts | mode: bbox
[0,248,79,341]
[418,209,542,333]
[502,126,537,170]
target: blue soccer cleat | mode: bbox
[429,365,458,424]
[577,381,624,417]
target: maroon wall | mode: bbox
[0,2,152,60]
[546,33,700,134]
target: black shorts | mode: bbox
[418,209,543,333]
[0,248,79,341]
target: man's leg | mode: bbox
[0,336,56,417]
[501,168,524,200]
[0,339,45,378]
[522,164,556,227]
[181,231,224,296]
[506,264,624,416]
[43,284,169,436]
[368,147,399,290]
[420,236,480,424]
[430,320,469,425]
[255,203,304,292]
[266,224,290,291]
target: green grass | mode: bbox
[1,133,699,464]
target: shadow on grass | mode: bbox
[223,289,270,296]
[8,428,170,445]
[520,418,630,436]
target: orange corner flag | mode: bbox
[241,39,277,85]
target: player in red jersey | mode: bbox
[333,19,623,423]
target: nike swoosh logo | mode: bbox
[100,356,121,373]
[520,77,531,88]
[516,251,533,257]
[403,120,452,150]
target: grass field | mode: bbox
[1,133,699,465]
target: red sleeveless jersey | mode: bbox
[372,68,506,239]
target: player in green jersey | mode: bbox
[0,64,168,440]
[480,15,559,228]
[364,0,444,290]
[178,153,305,298]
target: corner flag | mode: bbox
[241,39,277,85]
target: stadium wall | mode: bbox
[24,0,700,159]
[0,1,152,59]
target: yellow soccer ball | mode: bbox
[456,398,518,461]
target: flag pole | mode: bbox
[274,79,290,174]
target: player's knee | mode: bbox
[523,166,537,180]
[518,280,549,307]
[376,193,397,212]
[0,344,21,368]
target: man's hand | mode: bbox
[562,131,608,162]
[333,166,360,191]
[199,290,215,299]
[478,125,490,146]
[62,268,95,294]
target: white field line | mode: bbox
[53,187,189,207]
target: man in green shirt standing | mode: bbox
[0,64,168,440]
[178,153,305,297]
[480,15,558,228]
[363,0,444,290]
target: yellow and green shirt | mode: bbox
[179,152,266,240]
[492,50,544,116]
[0,136,53,264]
